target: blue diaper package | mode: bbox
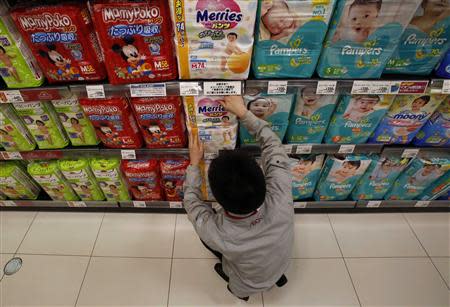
[240,93,294,145]
[384,156,450,200]
[385,0,450,75]
[351,155,410,200]
[316,0,421,79]
[324,94,394,144]
[314,154,372,201]
[417,170,450,200]
[435,49,450,77]
[437,189,449,200]
[291,154,325,200]
[286,87,338,143]
[413,97,449,147]
[369,93,446,144]
[252,0,335,78]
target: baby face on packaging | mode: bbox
[262,1,294,35]
[423,0,449,16]
[302,88,321,106]
[348,2,380,41]
[354,96,379,113]
[340,161,359,177]
[294,159,314,174]
[248,98,273,118]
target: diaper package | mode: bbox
[384,156,449,200]
[317,0,421,79]
[252,0,335,78]
[413,97,449,147]
[90,157,130,201]
[286,87,337,144]
[385,0,450,75]
[417,170,450,200]
[351,155,410,200]
[170,0,257,79]
[13,101,69,149]
[314,154,372,201]
[121,159,162,201]
[325,94,395,144]
[58,158,105,201]
[435,49,450,78]
[27,160,78,201]
[0,103,35,151]
[52,95,99,146]
[160,159,190,201]
[240,93,294,145]
[369,93,446,144]
[0,191,6,200]
[0,161,40,200]
[291,154,324,200]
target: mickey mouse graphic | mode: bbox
[38,44,80,79]
[163,180,178,199]
[112,36,155,78]
[144,123,167,144]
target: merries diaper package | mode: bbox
[325,94,395,144]
[369,93,446,144]
[0,161,40,200]
[170,0,257,79]
[317,0,421,79]
[314,154,372,201]
[240,93,294,145]
[413,97,449,147]
[385,0,450,75]
[252,0,335,78]
[90,157,130,201]
[417,170,450,200]
[0,103,35,151]
[291,154,324,200]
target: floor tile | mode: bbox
[93,213,175,258]
[169,259,263,306]
[347,257,449,307]
[292,214,341,258]
[0,254,14,280]
[0,254,89,306]
[431,257,450,289]
[0,211,36,253]
[18,212,103,256]
[404,213,450,257]
[77,257,171,307]
[173,214,215,259]
[329,213,426,257]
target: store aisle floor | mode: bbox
[0,211,449,307]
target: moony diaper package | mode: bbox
[325,94,395,144]
[291,154,324,200]
[369,93,446,144]
[252,0,335,78]
[121,159,163,201]
[435,49,450,78]
[351,155,410,200]
[0,103,35,151]
[385,0,450,75]
[13,101,69,149]
[314,154,372,201]
[170,0,257,79]
[27,160,79,201]
[413,97,449,147]
[90,157,130,201]
[240,93,294,145]
[58,158,105,201]
[160,159,190,201]
[417,170,450,200]
[317,0,421,79]
[0,161,40,200]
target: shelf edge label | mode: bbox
[130,83,167,97]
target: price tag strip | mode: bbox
[295,145,313,154]
[316,81,337,95]
[121,150,136,160]
[204,81,242,96]
[0,200,16,207]
[130,83,167,97]
[367,201,382,208]
[415,201,430,207]
[86,85,105,99]
[351,81,396,95]
[442,80,450,94]
[1,152,23,160]
[179,82,200,96]
[169,202,183,209]
[338,145,355,154]
[294,202,307,208]
[1,90,24,103]
[67,201,87,207]
[267,81,288,95]
[402,148,419,158]
[133,201,147,208]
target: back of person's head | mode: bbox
[208,150,266,215]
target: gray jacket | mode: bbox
[183,111,294,298]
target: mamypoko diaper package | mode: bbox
[160,159,190,201]
[369,93,446,144]
[325,94,395,144]
[291,154,324,200]
[351,155,410,200]
[413,97,449,147]
[240,93,294,145]
[0,161,40,200]
[58,158,105,201]
[252,0,335,78]
[13,101,69,149]
[90,157,130,201]
[121,159,163,201]
[385,0,450,75]
[317,0,421,79]
[417,170,450,200]
[27,160,78,201]
[0,191,6,200]
[0,103,35,151]
[314,154,372,201]
[170,0,257,79]
[435,49,450,77]
[52,95,99,146]
[286,87,337,144]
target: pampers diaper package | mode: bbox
[325,94,395,144]
[417,170,450,200]
[317,0,421,79]
[0,161,40,200]
[413,97,449,147]
[385,0,450,75]
[314,154,372,201]
[252,0,335,78]
[435,49,450,77]
[58,158,105,201]
[13,101,69,149]
[369,93,446,144]
[0,103,35,151]
[291,154,324,200]
[90,157,130,201]
[240,93,294,145]
[170,0,257,79]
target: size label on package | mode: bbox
[130,83,167,97]
[204,81,242,96]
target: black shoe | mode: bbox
[227,285,249,301]
[214,263,229,282]
[276,274,288,287]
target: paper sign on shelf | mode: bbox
[133,201,147,208]
[67,201,87,207]
[367,201,382,208]
[316,81,337,95]
[267,81,288,95]
[415,201,430,207]
[442,80,450,94]
[2,90,24,103]
[0,201,16,207]
[179,82,200,96]
[402,149,419,158]
[169,202,183,209]
[351,81,394,95]
[294,202,307,208]
[121,150,136,160]
[338,145,355,154]
[284,145,295,154]
[204,81,241,96]
[86,85,105,99]
[295,145,312,154]
[1,152,23,160]
[130,83,167,97]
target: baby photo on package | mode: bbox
[90,157,130,201]
[0,103,36,151]
[291,154,324,200]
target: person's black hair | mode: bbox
[416,95,430,104]
[350,0,382,11]
[227,32,238,38]
[208,150,266,214]
[345,160,361,169]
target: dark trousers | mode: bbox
[201,240,223,260]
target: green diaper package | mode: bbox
[0,103,35,151]
[0,161,40,199]
[0,190,6,200]
[417,170,450,200]
[58,158,105,201]
[90,157,130,201]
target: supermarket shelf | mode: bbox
[356,200,450,208]
[294,201,356,209]
[0,200,118,208]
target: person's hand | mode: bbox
[188,133,204,166]
[220,96,247,118]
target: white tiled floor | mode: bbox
[0,211,449,307]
